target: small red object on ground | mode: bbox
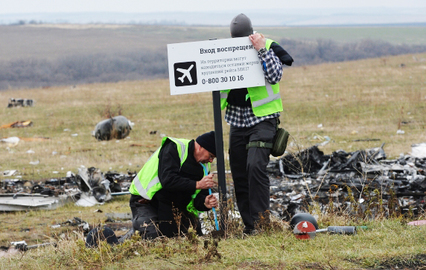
[293,221,317,240]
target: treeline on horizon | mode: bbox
[1,38,426,91]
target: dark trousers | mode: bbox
[131,203,160,239]
[131,201,202,239]
[229,118,276,230]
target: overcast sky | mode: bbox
[2,0,426,14]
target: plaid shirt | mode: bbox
[224,48,283,128]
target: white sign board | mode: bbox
[167,37,265,95]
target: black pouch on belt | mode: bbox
[270,127,289,157]
[246,121,290,157]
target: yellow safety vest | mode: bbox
[129,137,209,217]
[220,39,283,117]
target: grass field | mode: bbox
[0,52,425,269]
[1,52,425,179]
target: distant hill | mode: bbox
[1,24,426,91]
[1,7,426,26]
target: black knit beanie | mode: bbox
[230,13,253,38]
[196,131,216,156]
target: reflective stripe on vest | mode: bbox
[220,91,228,100]
[131,137,188,200]
[132,174,160,200]
[251,81,281,108]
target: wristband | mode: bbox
[258,47,267,57]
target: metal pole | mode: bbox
[212,90,227,229]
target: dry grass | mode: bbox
[283,53,426,157]
[1,53,425,180]
[0,53,426,269]
[2,214,426,269]
[0,80,218,179]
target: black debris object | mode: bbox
[92,115,133,141]
[266,144,426,221]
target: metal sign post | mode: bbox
[212,90,227,228]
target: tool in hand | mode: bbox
[209,188,220,231]
[200,163,220,231]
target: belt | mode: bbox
[137,198,151,204]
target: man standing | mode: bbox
[129,131,218,239]
[221,14,294,234]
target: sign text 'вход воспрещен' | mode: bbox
[167,37,265,95]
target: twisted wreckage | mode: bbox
[1,144,426,221]
[267,143,426,220]
[0,167,134,211]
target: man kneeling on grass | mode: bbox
[85,131,218,247]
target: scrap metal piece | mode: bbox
[411,143,426,158]
[0,120,33,129]
[105,212,132,220]
[92,115,133,141]
[7,98,34,108]
[0,193,73,211]
[0,137,20,147]
[14,242,55,251]
[74,167,112,206]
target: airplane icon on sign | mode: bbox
[177,64,194,83]
[174,61,197,87]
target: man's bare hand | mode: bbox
[196,174,217,189]
[204,194,218,209]
[249,32,266,51]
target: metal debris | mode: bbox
[266,144,426,220]
[14,242,56,251]
[92,115,133,141]
[0,137,20,147]
[60,217,91,232]
[0,120,33,129]
[0,167,135,211]
[0,193,74,211]
[7,98,35,108]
